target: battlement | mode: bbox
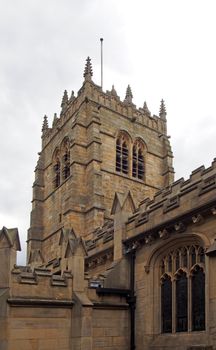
[83,159,216,270]
[85,218,114,253]
[41,57,167,149]
[126,158,216,244]
[9,265,73,301]
[84,219,114,272]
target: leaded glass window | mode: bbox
[53,150,61,189]
[132,140,145,180]
[160,244,205,334]
[116,134,129,174]
[161,274,172,333]
[176,271,188,332]
[62,148,70,180]
[192,265,205,331]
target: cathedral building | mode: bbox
[0,57,216,350]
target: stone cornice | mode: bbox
[7,298,74,308]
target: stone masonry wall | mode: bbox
[92,309,130,350]
[7,307,72,350]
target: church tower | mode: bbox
[27,57,174,265]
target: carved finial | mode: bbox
[52,113,58,127]
[159,99,167,119]
[143,101,151,117]
[124,85,133,104]
[61,90,68,112]
[111,85,118,97]
[69,90,75,102]
[42,115,48,133]
[83,56,93,81]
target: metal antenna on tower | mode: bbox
[100,38,103,89]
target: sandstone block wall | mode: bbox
[92,309,129,350]
[7,307,72,350]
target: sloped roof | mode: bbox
[111,190,136,215]
[0,226,21,251]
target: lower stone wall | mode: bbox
[149,334,213,350]
[0,288,9,350]
[7,306,72,350]
[92,308,130,350]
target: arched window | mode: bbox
[192,265,205,331]
[176,270,188,332]
[61,139,70,180]
[52,139,71,190]
[116,133,129,174]
[132,140,145,180]
[160,244,205,333]
[53,151,60,189]
[161,274,172,333]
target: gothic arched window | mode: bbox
[132,140,145,180]
[176,270,188,332]
[160,244,205,334]
[53,150,60,189]
[116,133,129,174]
[192,265,205,331]
[161,274,172,333]
[61,139,70,180]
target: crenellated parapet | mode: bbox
[125,158,216,249]
[85,218,114,252]
[9,265,73,300]
[84,219,114,273]
[41,57,168,150]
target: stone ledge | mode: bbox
[7,297,74,308]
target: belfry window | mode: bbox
[62,149,70,180]
[116,134,129,174]
[160,245,205,333]
[52,138,71,190]
[132,141,144,180]
[53,158,60,188]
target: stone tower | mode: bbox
[27,57,174,265]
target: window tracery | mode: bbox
[62,139,70,180]
[53,151,60,189]
[52,138,71,190]
[116,133,129,174]
[160,244,205,333]
[132,140,145,180]
[115,133,146,180]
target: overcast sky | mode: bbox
[0,0,216,264]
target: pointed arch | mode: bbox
[132,138,145,180]
[161,273,172,333]
[61,137,70,180]
[191,265,205,331]
[52,148,61,188]
[176,270,188,332]
[115,131,131,175]
[142,234,208,336]
[153,239,206,334]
